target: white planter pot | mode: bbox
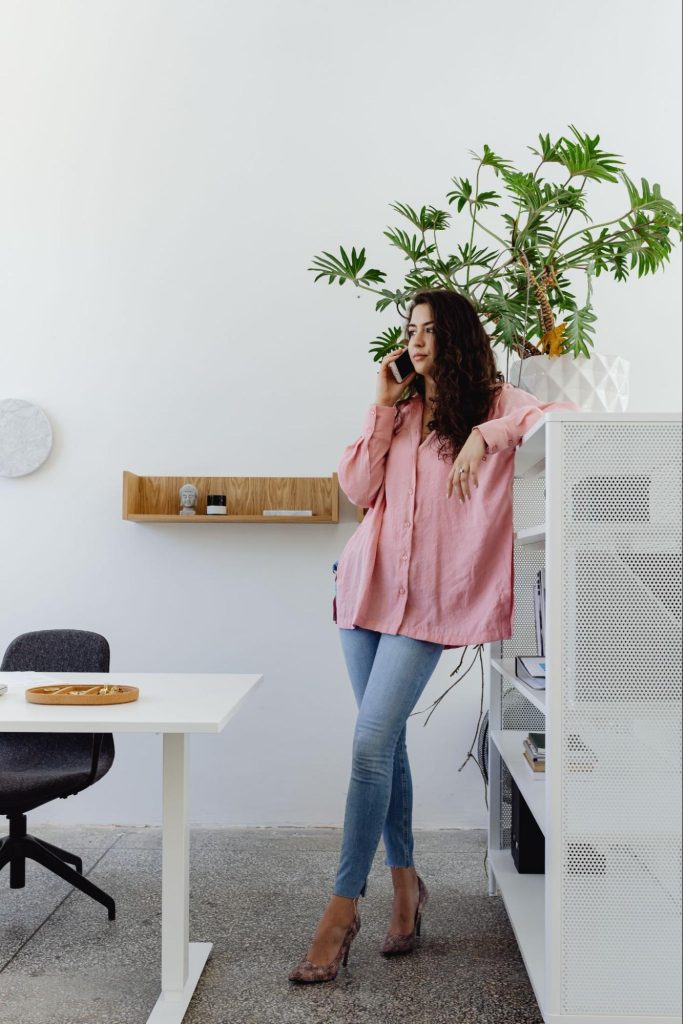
[507,352,630,412]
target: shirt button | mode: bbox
[409,488,414,494]
[402,554,408,561]
[399,586,405,594]
[404,521,411,528]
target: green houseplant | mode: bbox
[310,125,682,408]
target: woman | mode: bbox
[289,288,578,984]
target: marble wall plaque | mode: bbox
[0,398,53,477]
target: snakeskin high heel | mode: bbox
[381,875,428,956]
[289,901,361,983]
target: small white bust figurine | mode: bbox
[179,483,198,515]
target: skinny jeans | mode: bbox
[333,624,443,899]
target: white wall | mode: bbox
[1,0,680,826]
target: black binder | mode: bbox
[510,775,545,873]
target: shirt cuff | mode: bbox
[472,424,497,453]
[363,403,396,440]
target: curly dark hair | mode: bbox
[394,289,505,462]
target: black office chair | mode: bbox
[0,629,116,920]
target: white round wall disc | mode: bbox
[0,398,53,477]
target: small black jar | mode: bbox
[206,494,227,515]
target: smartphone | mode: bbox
[389,347,415,384]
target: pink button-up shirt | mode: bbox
[334,382,580,650]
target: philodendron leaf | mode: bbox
[607,247,630,282]
[383,227,435,263]
[424,206,451,230]
[446,177,472,212]
[389,201,422,227]
[369,326,403,362]
[620,172,683,232]
[473,190,502,210]
[552,124,624,183]
[565,300,597,357]
[446,180,501,212]
[389,202,451,232]
[374,288,411,313]
[481,282,531,348]
[468,144,515,176]
[455,243,499,268]
[502,171,545,210]
[404,267,442,291]
[308,246,387,286]
[614,211,678,277]
[527,131,564,163]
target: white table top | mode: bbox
[0,672,263,733]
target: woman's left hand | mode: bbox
[446,429,487,502]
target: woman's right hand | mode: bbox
[375,347,416,407]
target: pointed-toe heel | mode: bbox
[381,875,428,957]
[289,907,361,984]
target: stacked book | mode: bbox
[0,683,7,697]
[523,731,545,775]
[515,655,546,691]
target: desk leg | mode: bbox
[147,733,212,1024]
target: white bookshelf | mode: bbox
[486,410,682,1024]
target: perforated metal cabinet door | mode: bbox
[555,421,682,1018]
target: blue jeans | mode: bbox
[333,624,444,899]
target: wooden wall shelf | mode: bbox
[123,471,339,523]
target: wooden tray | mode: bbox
[26,683,140,706]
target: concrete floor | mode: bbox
[0,826,543,1024]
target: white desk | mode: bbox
[0,671,263,1023]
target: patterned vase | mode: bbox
[507,352,630,412]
